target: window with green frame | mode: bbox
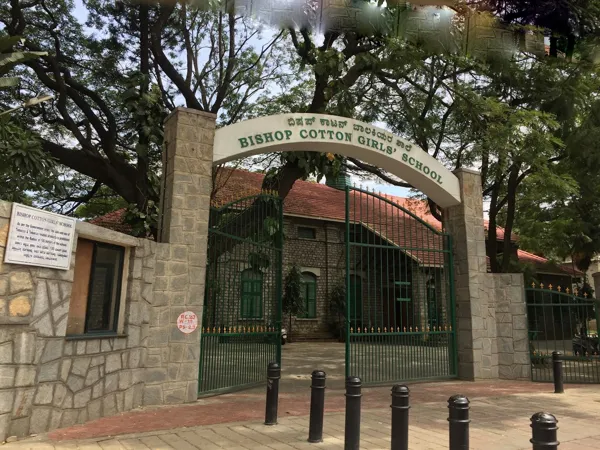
[240,269,263,319]
[299,272,317,318]
[348,275,362,321]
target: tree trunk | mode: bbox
[487,182,500,273]
[500,166,519,272]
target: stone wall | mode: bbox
[443,169,530,381]
[0,201,148,441]
[492,273,530,380]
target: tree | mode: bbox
[282,264,304,343]
[0,1,292,234]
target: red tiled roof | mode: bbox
[92,169,576,275]
[89,209,130,234]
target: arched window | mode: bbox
[299,272,317,318]
[240,269,263,319]
[348,275,362,321]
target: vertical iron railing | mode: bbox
[526,284,600,384]
[198,193,283,395]
[344,186,457,385]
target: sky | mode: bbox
[70,0,414,199]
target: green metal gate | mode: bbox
[526,284,600,383]
[344,186,457,384]
[198,192,283,395]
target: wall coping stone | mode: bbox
[164,107,217,124]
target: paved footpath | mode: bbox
[3,381,600,449]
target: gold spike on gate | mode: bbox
[377,327,381,333]
[409,327,413,332]
[449,325,453,332]
[350,327,354,333]
[540,283,545,289]
[557,286,562,292]
[574,287,579,296]
[397,327,401,332]
[531,282,536,288]
[566,287,571,294]
[371,327,374,333]
[426,326,430,332]
[548,284,553,290]
[584,292,589,298]
[403,327,406,332]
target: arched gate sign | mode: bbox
[213,114,461,208]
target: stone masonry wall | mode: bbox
[0,201,148,441]
[492,273,530,380]
[443,169,530,380]
[146,108,213,405]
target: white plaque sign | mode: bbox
[4,203,76,270]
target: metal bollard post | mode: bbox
[390,385,410,450]
[308,370,327,443]
[448,394,470,450]
[265,361,280,426]
[530,412,559,450]
[552,352,564,394]
[344,376,362,450]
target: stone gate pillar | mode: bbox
[442,169,489,380]
[144,107,214,404]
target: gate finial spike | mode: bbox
[548,284,553,290]
[540,283,545,289]
[557,285,562,292]
[531,282,536,288]
[566,287,570,294]
[403,327,406,332]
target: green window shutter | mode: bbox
[240,270,263,319]
[307,283,316,318]
[300,272,317,319]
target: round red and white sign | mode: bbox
[177,311,198,334]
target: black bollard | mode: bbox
[265,361,280,426]
[530,412,559,450]
[308,370,327,443]
[448,394,470,450]
[552,352,564,394]
[390,385,410,450]
[344,376,362,450]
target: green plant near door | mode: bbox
[328,282,347,341]
[282,264,304,343]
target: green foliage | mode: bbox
[0,115,62,202]
[327,282,347,340]
[122,200,159,238]
[282,264,304,317]
[0,35,46,90]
